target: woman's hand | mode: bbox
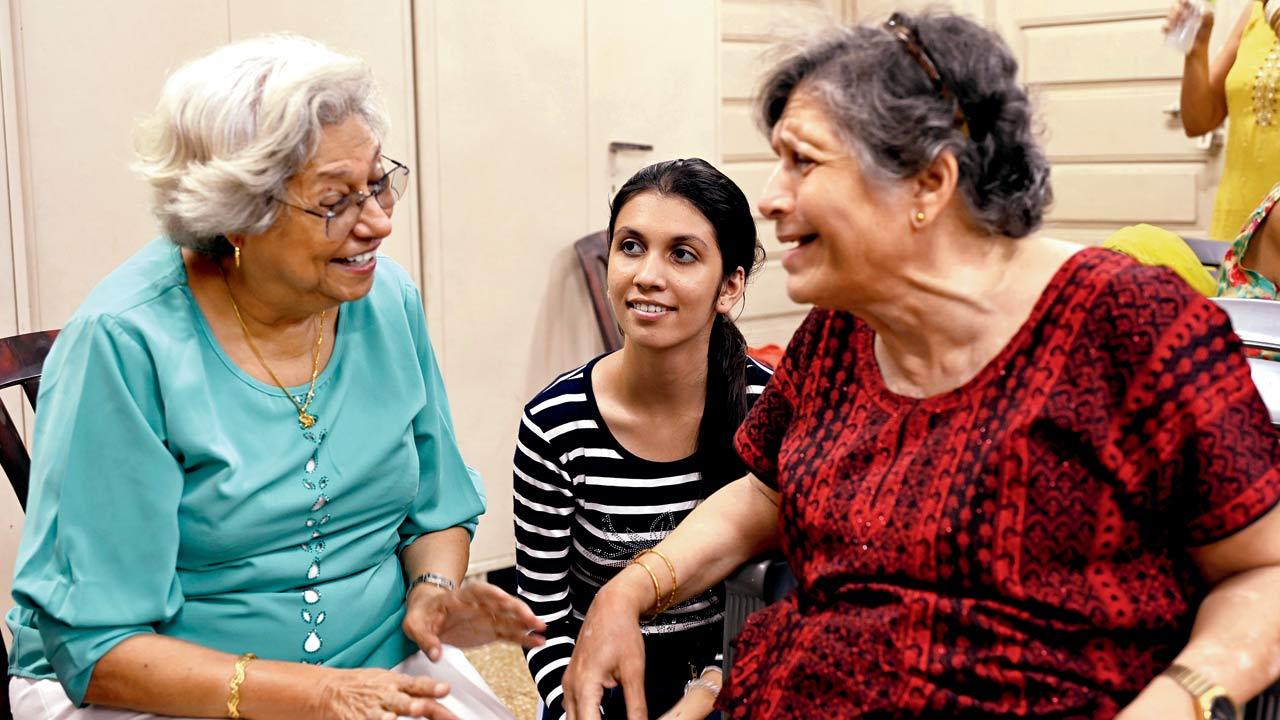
[402,579,546,661]
[1114,676,1197,720]
[314,667,458,720]
[656,669,721,720]
[1164,0,1215,52]
[562,573,651,720]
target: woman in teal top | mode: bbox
[6,36,542,720]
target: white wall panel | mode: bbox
[424,0,593,571]
[721,102,772,161]
[721,41,771,101]
[586,0,719,226]
[1050,163,1202,224]
[1039,84,1207,161]
[15,0,228,329]
[1023,18,1180,85]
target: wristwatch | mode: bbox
[1161,664,1238,720]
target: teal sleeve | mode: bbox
[10,314,184,705]
[398,284,486,548]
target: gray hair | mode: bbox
[758,11,1051,238]
[134,34,389,256]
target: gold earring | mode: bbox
[234,246,241,268]
[914,211,926,222]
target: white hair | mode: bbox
[134,34,389,255]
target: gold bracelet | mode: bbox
[630,556,664,619]
[637,548,678,612]
[226,652,257,719]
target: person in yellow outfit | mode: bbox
[1166,0,1280,239]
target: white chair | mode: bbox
[1212,297,1280,427]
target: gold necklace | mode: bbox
[221,272,326,429]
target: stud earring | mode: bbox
[234,246,241,268]
[914,211,926,222]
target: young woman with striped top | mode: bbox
[513,159,771,720]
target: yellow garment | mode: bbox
[1103,224,1219,296]
[1211,2,1280,240]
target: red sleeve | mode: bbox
[735,309,830,489]
[1110,275,1280,545]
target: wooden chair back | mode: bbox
[572,231,622,352]
[0,329,58,511]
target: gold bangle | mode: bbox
[637,548,678,612]
[630,556,663,619]
[226,652,257,719]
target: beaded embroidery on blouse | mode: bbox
[1256,40,1280,126]
[298,425,331,662]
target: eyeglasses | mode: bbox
[884,13,971,138]
[275,156,410,239]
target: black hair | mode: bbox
[606,158,765,484]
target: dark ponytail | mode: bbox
[701,313,750,484]
[607,158,764,485]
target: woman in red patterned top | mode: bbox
[561,10,1280,720]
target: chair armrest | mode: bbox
[722,555,795,676]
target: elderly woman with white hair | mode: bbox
[5,35,542,720]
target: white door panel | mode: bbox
[997,0,1248,240]
[1052,164,1202,224]
[721,103,774,161]
[1039,85,1207,161]
[718,0,849,350]
[587,0,718,221]
[14,0,228,329]
[1022,19,1179,84]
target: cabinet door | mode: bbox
[717,0,848,348]
[417,0,594,572]
[586,0,719,225]
[993,0,1247,242]
[13,0,228,329]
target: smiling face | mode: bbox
[758,87,912,310]
[236,115,393,309]
[607,191,740,352]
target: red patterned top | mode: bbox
[724,248,1280,718]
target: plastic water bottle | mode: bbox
[1166,0,1214,54]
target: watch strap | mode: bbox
[1162,664,1237,720]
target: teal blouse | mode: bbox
[6,238,485,705]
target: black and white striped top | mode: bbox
[514,353,774,719]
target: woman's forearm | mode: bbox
[609,476,781,616]
[401,525,471,590]
[86,633,327,718]
[1171,565,1280,704]
[1180,3,1252,137]
[1180,46,1226,136]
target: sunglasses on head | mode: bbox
[884,12,971,138]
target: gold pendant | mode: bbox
[299,412,317,429]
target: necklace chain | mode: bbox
[220,270,326,429]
